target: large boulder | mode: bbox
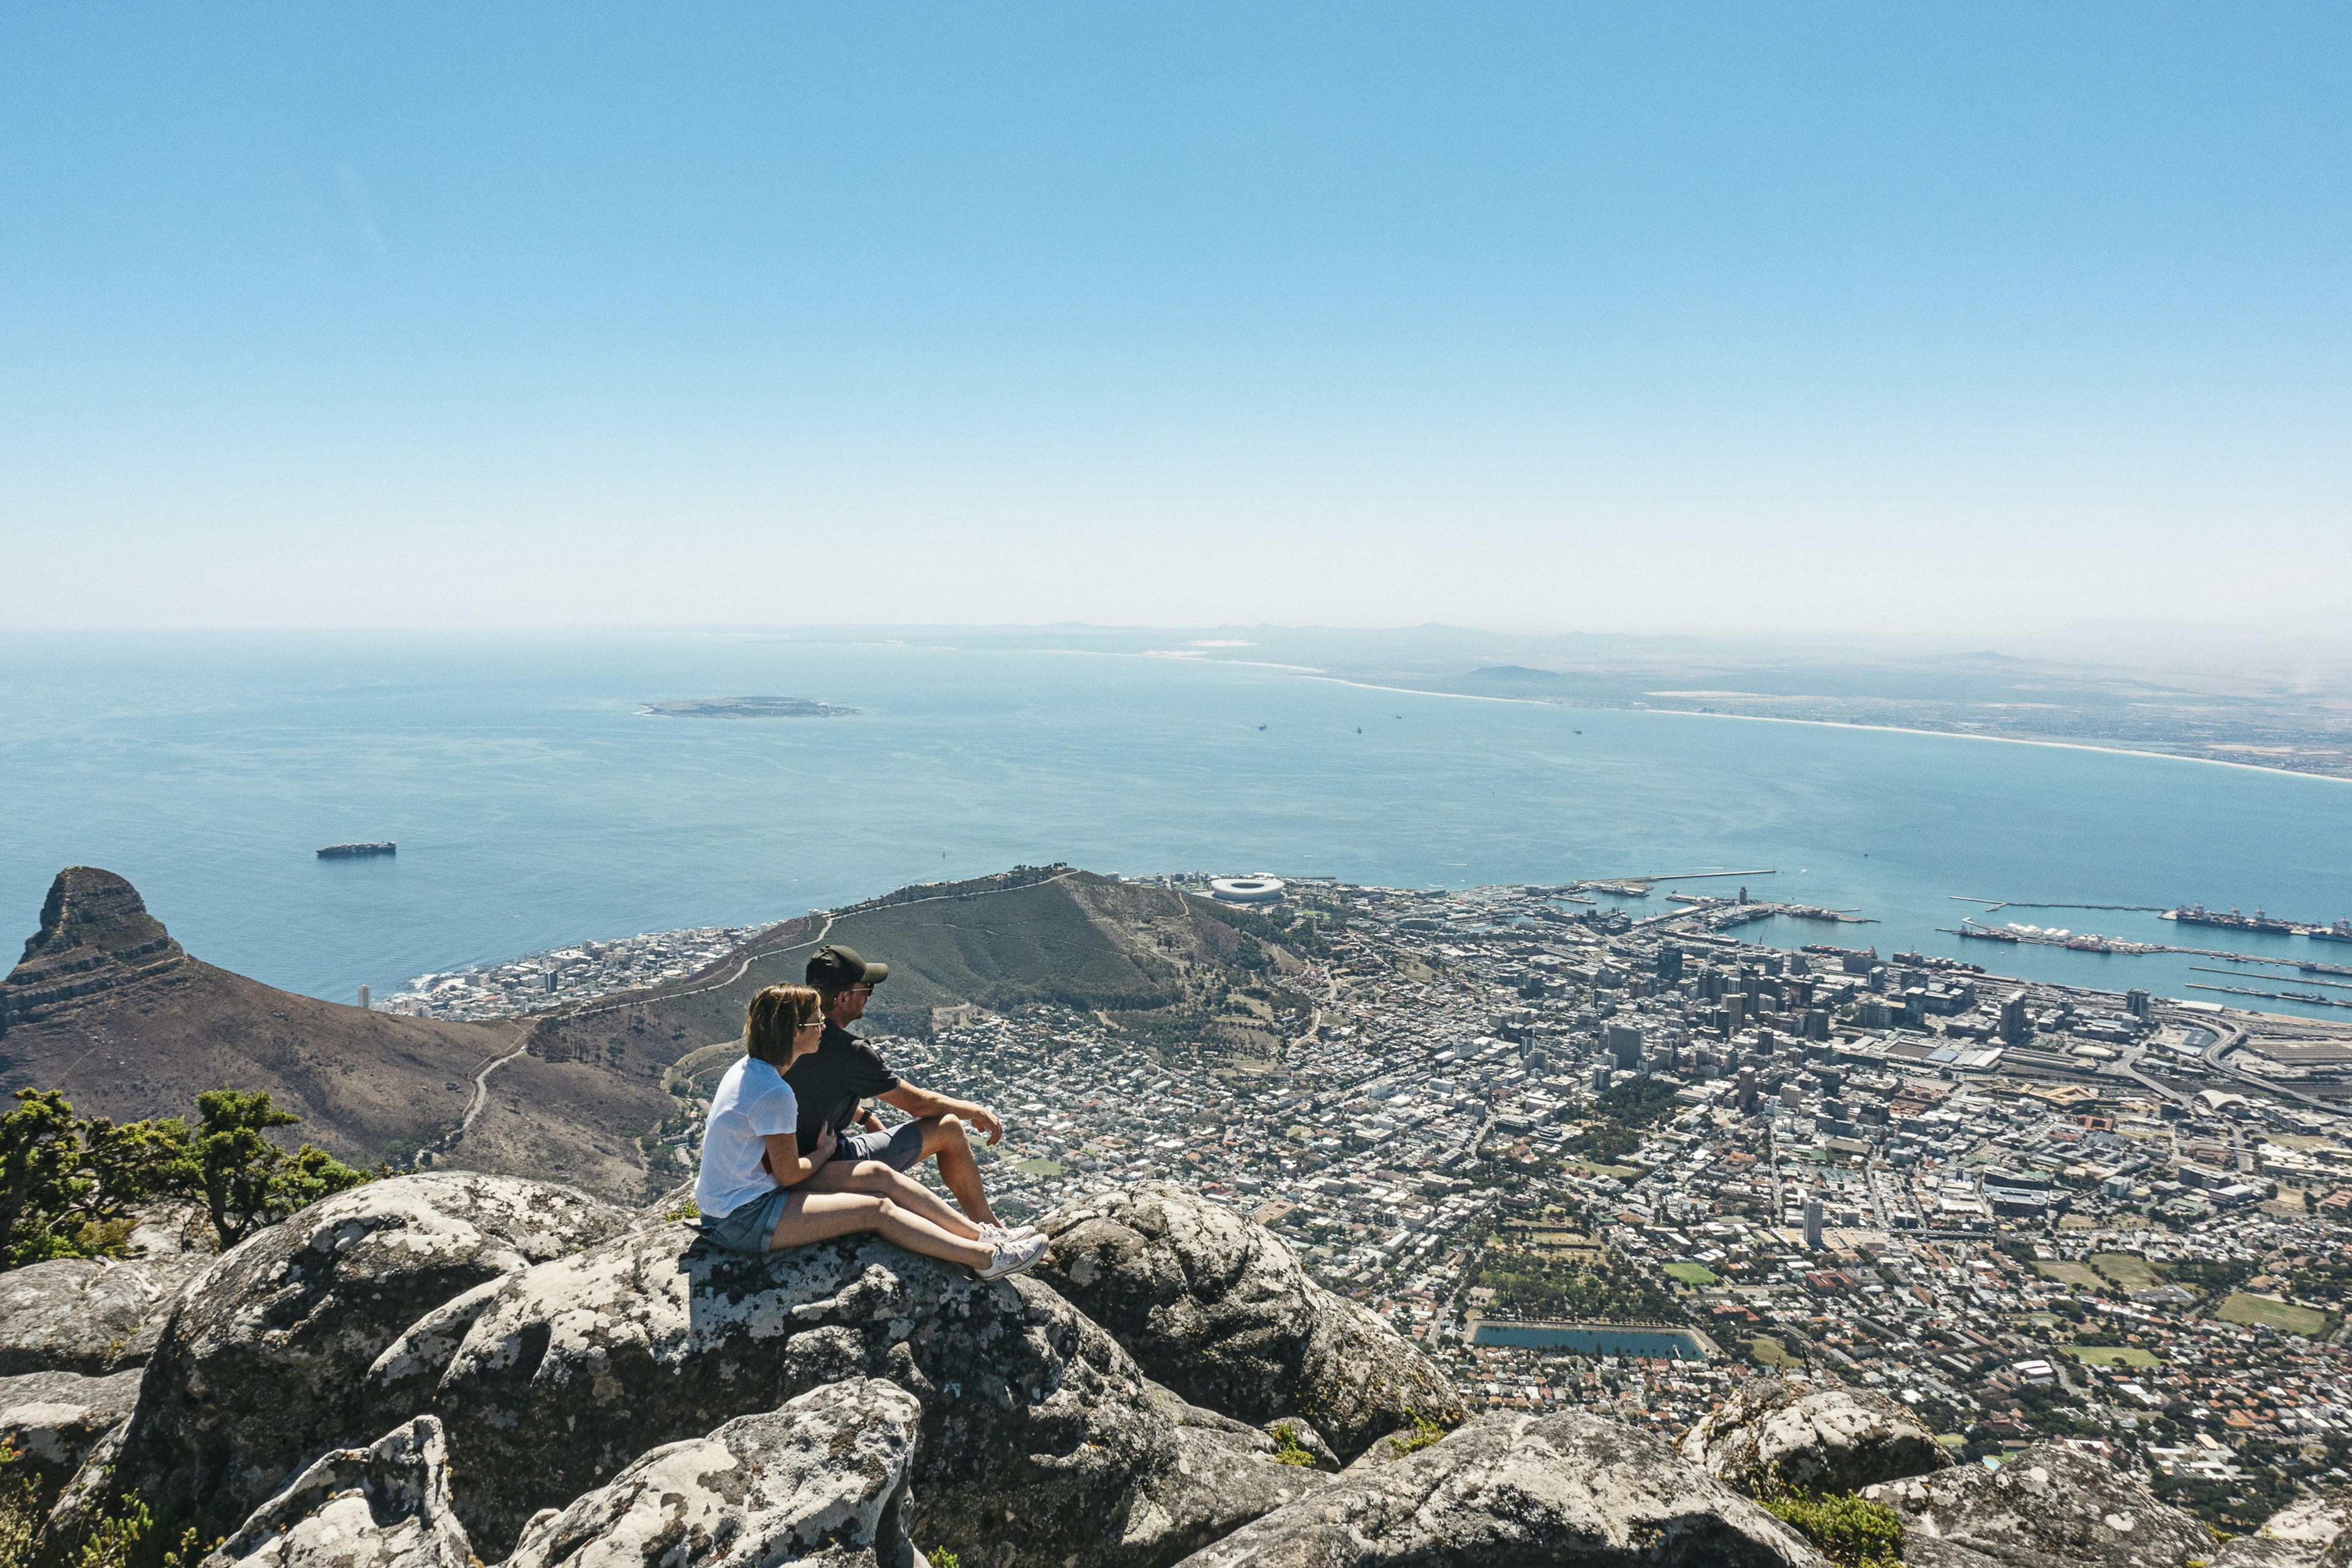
[0,1370,143,1494]
[1680,1376,1951,1497]
[504,1379,921,1568]
[1034,1182,1464,1458]
[1175,1408,1823,1567]
[108,1172,631,1538]
[0,1253,210,1375]
[402,1223,1329,1567]
[202,1417,472,1568]
[1863,1439,2211,1568]
[2218,1489,2352,1568]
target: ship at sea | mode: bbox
[317,842,396,859]
[2165,902,2294,937]
[2312,919,2352,945]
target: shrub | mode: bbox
[1389,1412,1448,1458]
[1268,1423,1317,1468]
[1761,1488,1905,1568]
[0,1087,372,1268]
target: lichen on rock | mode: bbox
[1175,1406,1825,1567]
[1863,1438,2211,1568]
[202,1417,472,1568]
[99,1172,630,1539]
[1034,1181,1464,1460]
[411,1222,1323,1567]
[1680,1376,1951,1499]
[504,1378,922,1568]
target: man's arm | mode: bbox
[878,1081,1003,1145]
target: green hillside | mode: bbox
[530,867,1325,1089]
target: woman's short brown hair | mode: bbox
[744,984,821,1068]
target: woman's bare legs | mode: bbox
[799,1158,984,1240]
[766,1189,993,1270]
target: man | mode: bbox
[788,943,1035,1239]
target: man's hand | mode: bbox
[812,1124,839,1165]
[963,1104,1005,1146]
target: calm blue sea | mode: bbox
[2,631,2348,1019]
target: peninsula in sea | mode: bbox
[638,695,860,718]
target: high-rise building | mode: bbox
[1605,1022,1645,1069]
[2125,989,2152,1020]
[1999,990,2029,1043]
[356,984,371,1010]
[1657,943,1684,982]
[1803,1190,1825,1251]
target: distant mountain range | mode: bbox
[1,865,1316,1202]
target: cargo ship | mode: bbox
[2310,919,2352,945]
[317,842,396,859]
[2164,903,2293,936]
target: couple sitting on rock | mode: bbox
[692,944,1049,1280]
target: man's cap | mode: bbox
[807,944,888,991]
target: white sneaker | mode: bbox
[981,1222,1042,1246]
[977,1232,1049,1281]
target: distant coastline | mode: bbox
[1306,675,2351,786]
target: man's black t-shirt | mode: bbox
[785,1023,902,1153]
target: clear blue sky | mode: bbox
[3,4,2346,635]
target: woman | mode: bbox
[695,983,1048,1278]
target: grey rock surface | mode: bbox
[0,1253,209,1376]
[0,1369,143,1491]
[412,1222,1327,1567]
[503,1379,921,1568]
[1679,1375,1951,1496]
[2212,1488,2351,1568]
[203,1417,472,1568]
[1864,1439,2212,1568]
[1035,1182,1464,1459]
[1175,1408,1822,1568]
[108,1172,630,1538]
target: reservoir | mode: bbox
[1469,1322,1715,1359]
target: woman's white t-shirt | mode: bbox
[694,1056,799,1220]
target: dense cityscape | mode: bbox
[410,874,2352,1534]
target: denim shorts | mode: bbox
[700,1185,795,1254]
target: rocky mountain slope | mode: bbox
[0,869,506,1169]
[1,865,1314,1202]
[7,1175,2322,1568]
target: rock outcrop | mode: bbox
[1864,1439,2212,1568]
[202,1417,473,1568]
[1175,1408,1822,1567]
[0,1253,210,1376]
[107,1172,631,1537]
[1680,1376,1951,1497]
[405,1223,1327,1566]
[2214,1488,2352,1568]
[1035,1182,1464,1458]
[24,1169,2303,1568]
[0,1370,143,1493]
[1,867,187,1030]
[503,1379,921,1568]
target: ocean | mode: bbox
[3,630,2348,1020]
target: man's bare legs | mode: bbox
[801,1157,985,1238]
[914,1114,999,1227]
[766,1189,991,1269]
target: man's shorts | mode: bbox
[831,1120,926,1173]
